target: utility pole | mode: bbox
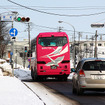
[28,22,31,69]
[86,45,88,58]
[78,32,82,61]
[23,52,26,68]
[28,22,31,52]
[91,35,94,57]
[78,32,80,61]
[1,11,19,76]
[11,21,14,76]
[58,27,62,32]
[94,30,98,58]
[91,23,104,58]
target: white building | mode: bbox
[4,39,29,68]
[70,40,105,63]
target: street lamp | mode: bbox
[58,21,76,68]
[58,21,75,41]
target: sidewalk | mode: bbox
[0,76,44,105]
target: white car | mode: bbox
[72,58,105,95]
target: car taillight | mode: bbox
[79,69,85,77]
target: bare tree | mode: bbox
[0,21,10,58]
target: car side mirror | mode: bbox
[71,68,76,72]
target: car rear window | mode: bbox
[82,61,105,70]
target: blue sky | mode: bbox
[1,0,105,41]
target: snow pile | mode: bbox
[0,59,12,76]
[0,59,45,105]
[0,59,32,80]
[0,59,11,71]
[14,68,32,80]
[0,76,44,105]
[0,58,6,62]
[0,68,3,76]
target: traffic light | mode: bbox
[16,17,30,22]
[27,50,32,57]
[25,47,27,52]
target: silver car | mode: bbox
[72,58,105,95]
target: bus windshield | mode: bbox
[38,37,67,47]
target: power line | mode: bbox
[7,0,105,17]
[33,23,105,36]
[1,6,105,10]
[33,24,58,30]
[1,5,105,9]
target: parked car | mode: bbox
[72,58,105,95]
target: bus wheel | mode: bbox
[33,69,38,81]
[33,75,38,81]
[57,77,61,81]
[63,76,67,81]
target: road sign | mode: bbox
[10,52,13,56]
[9,28,18,37]
[28,58,31,62]
[1,15,13,22]
[91,23,104,28]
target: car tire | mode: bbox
[76,83,84,95]
[72,84,76,94]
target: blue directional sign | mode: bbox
[9,28,18,37]
[10,52,13,56]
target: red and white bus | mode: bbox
[30,32,70,81]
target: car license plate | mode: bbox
[51,65,57,69]
[91,75,105,79]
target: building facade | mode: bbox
[70,40,105,63]
[4,39,105,68]
[4,39,29,68]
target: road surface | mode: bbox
[24,78,105,105]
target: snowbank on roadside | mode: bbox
[14,68,32,80]
[0,59,32,80]
[0,69,3,76]
[0,76,44,105]
[0,59,12,76]
[0,59,44,105]
[0,59,12,72]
